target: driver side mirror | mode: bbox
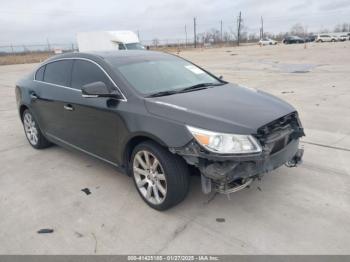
[82,81,122,99]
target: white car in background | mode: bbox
[316,34,337,42]
[337,35,348,41]
[258,38,278,45]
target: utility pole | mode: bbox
[193,17,197,48]
[261,16,264,39]
[185,24,188,47]
[137,30,140,40]
[220,20,223,42]
[237,12,242,46]
[46,38,51,52]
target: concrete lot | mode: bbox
[0,42,350,254]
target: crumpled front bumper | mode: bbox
[171,138,303,183]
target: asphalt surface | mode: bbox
[0,42,349,254]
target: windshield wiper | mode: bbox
[147,90,179,98]
[146,82,225,98]
[178,82,224,93]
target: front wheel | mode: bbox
[22,109,51,149]
[130,141,190,210]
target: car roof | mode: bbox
[46,50,174,64]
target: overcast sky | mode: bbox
[1,0,349,45]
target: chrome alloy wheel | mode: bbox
[23,112,39,146]
[133,150,167,205]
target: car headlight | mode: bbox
[186,126,262,154]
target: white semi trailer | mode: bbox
[77,31,145,52]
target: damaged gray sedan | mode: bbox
[16,51,304,210]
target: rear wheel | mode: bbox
[130,141,189,210]
[22,109,51,149]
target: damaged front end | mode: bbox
[170,112,305,194]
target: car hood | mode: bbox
[144,83,296,134]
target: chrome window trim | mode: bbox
[33,57,127,102]
[33,80,81,92]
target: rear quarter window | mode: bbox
[35,65,45,81]
[43,60,73,86]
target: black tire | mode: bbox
[22,109,51,149]
[130,140,190,211]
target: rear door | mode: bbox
[31,60,74,137]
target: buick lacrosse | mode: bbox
[16,51,304,210]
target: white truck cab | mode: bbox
[77,31,145,52]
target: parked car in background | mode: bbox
[316,34,337,42]
[258,38,278,45]
[16,51,305,210]
[282,36,305,44]
[305,35,316,42]
[337,35,348,41]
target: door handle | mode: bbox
[64,104,74,111]
[30,93,38,100]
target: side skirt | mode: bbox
[46,133,127,175]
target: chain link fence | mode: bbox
[0,43,77,56]
[0,39,255,65]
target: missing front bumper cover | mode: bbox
[171,139,304,195]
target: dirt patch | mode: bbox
[0,52,53,65]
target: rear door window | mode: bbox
[71,60,113,90]
[43,60,73,86]
[35,65,45,81]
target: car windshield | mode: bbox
[114,59,221,95]
[125,43,145,50]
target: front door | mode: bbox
[58,59,124,164]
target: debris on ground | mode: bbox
[37,228,54,234]
[75,232,83,238]
[257,186,262,192]
[281,91,295,94]
[216,218,226,223]
[292,70,310,73]
[81,188,91,195]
